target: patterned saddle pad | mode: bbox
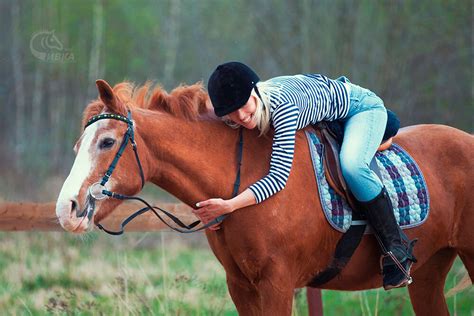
[305,131,430,233]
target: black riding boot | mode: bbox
[360,187,417,290]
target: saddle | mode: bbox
[308,109,400,287]
[313,109,400,211]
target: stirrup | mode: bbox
[382,251,413,283]
[381,255,414,290]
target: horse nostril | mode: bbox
[70,199,78,214]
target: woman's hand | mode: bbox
[193,189,257,231]
[193,198,235,231]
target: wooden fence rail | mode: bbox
[0,201,195,231]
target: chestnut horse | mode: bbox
[56,80,473,315]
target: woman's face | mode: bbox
[227,94,257,129]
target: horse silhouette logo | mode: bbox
[30,30,74,62]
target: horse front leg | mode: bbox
[227,275,295,315]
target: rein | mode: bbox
[77,110,243,235]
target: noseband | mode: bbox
[77,110,243,235]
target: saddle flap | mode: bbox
[315,125,360,211]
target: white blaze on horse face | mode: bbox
[56,120,106,222]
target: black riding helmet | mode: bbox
[208,61,260,117]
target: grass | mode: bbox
[0,231,472,315]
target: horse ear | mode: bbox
[96,79,125,114]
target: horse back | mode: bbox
[395,124,473,183]
[395,124,473,243]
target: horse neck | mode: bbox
[135,111,243,206]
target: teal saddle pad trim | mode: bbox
[305,131,430,233]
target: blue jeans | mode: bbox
[339,83,387,202]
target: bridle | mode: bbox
[76,110,243,235]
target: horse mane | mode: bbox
[82,81,213,128]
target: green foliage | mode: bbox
[0,232,472,315]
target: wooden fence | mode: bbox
[0,200,194,231]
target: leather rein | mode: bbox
[76,110,243,235]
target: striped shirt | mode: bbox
[248,74,351,203]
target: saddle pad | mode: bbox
[305,131,430,233]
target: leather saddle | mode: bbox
[307,109,401,287]
[313,109,400,210]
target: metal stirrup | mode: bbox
[373,231,413,283]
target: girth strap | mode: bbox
[307,211,366,287]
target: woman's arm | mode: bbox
[195,101,299,229]
[248,101,299,202]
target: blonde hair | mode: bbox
[223,79,282,136]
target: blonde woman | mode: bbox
[193,61,417,290]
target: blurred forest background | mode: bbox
[0,0,472,200]
[0,1,472,314]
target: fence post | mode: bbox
[307,287,323,316]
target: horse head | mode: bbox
[55,80,151,234]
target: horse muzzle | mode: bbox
[56,197,94,234]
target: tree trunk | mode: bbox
[87,0,104,99]
[300,0,312,72]
[32,64,44,148]
[163,0,181,88]
[10,1,26,170]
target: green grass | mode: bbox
[0,232,472,315]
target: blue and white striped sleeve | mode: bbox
[249,101,299,203]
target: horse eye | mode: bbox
[99,138,115,150]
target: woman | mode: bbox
[193,61,417,290]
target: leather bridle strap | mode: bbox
[85,111,145,189]
[95,124,244,235]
